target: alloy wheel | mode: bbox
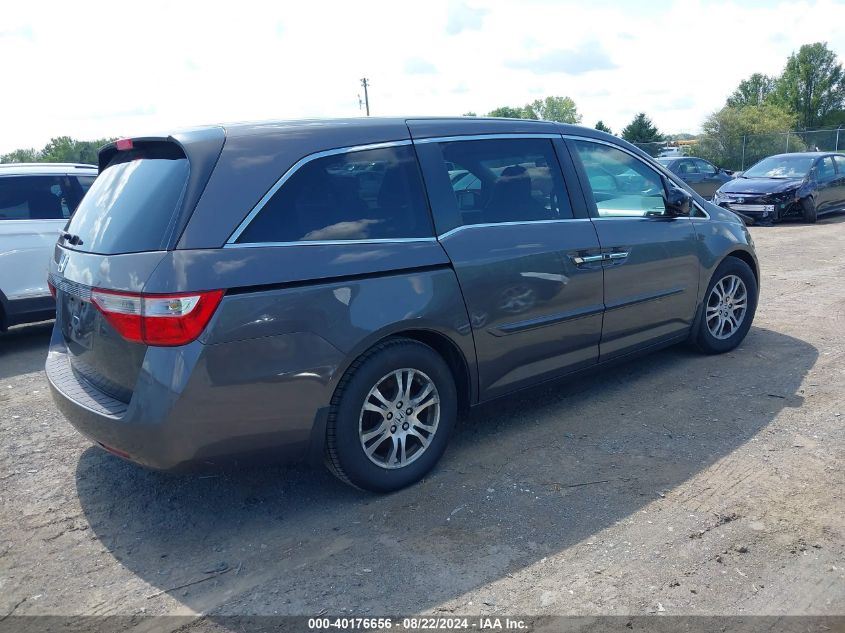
[358,368,441,469]
[706,274,748,340]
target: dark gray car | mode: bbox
[46,118,759,492]
[656,156,734,199]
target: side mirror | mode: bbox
[664,183,691,217]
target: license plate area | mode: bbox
[59,290,96,351]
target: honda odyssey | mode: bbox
[46,118,759,492]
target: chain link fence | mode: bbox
[633,126,845,171]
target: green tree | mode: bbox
[770,42,845,129]
[526,96,582,124]
[726,73,777,107]
[1,136,114,165]
[594,120,613,134]
[621,113,663,143]
[487,105,536,119]
[462,111,477,117]
[0,148,39,163]
[694,104,804,170]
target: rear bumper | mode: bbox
[46,325,344,471]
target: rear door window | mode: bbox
[64,144,189,254]
[0,175,79,220]
[235,144,433,243]
[427,137,573,229]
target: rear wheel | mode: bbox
[802,198,817,223]
[695,258,758,354]
[325,338,457,492]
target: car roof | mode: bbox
[138,116,614,141]
[0,162,97,175]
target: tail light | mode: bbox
[48,278,56,298]
[90,289,225,346]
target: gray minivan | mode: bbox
[46,118,759,492]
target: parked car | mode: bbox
[46,120,758,492]
[0,163,96,330]
[656,156,733,199]
[714,152,845,223]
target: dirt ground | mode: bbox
[1,216,843,627]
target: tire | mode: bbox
[694,258,758,354]
[802,198,817,223]
[325,338,457,492]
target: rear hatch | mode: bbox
[50,130,224,402]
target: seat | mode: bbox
[372,166,414,236]
[484,165,547,224]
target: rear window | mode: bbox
[64,144,189,254]
[235,145,433,244]
[0,175,81,220]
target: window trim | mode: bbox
[225,139,414,245]
[413,133,562,144]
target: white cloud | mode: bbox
[1,0,845,154]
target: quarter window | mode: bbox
[235,145,433,243]
[429,138,573,229]
[572,140,667,218]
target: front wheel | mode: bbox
[695,258,758,354]
[802,198,817,223]
[325,338,457,492]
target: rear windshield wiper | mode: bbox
[61,232,84,246]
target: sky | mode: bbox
[2,0,845,154]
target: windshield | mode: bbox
[743,155,814,179]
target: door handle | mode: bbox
[571,252,630,266]
[571,254,604,265]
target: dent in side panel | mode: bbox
[205,267,476,395]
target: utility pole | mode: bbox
[360,77,370,116]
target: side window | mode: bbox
[695,159,717,175]
[675,159,697,176]
[572,140,667,218]
[834,156,845,174]
[236,145,433,243]
[817,157,836,180]
[431,138,573,228]
[0,176,74,220]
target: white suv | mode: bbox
[0,163,97,330]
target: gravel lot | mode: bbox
[1,217,843,626]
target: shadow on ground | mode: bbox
[0,321,52,381]
[75,326,816,616]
